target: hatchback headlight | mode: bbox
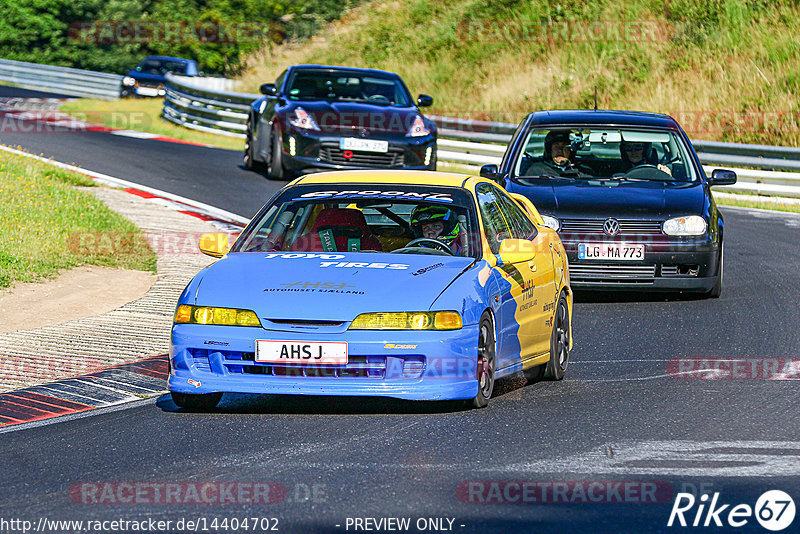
[122,76,136,87]
[663,216,707,236]
[349,311,462,330]
[541,215,561,231]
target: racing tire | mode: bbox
[267,128,284,181]
[171,391,222,411]
[472,311,497,408]
[243,123,266,173]
[707,244,723,299]
[543,293,570,381]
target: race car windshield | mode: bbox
[514,127,699,183]
[233,185,480,258]
[285,70,412,107]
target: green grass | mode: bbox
[59,99,244,152]
[238,0,800,146]
[715,195,800,213]
[0,150,157,288]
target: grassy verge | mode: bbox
[238,0,800,146]
[0,149,157,288]
[715,195,800,214]
[59,98,244,152]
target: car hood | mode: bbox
[126,71,166,84]
[284,101,421,134]
[509,178,706,218]
[192,252,474,324]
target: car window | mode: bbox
[491,185,536,239]
[475,183,514,254]
[284,69,411,107]
[514,127,698,182]
[233,185,480,258]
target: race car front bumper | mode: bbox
[169,324,480,401]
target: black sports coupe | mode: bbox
[480,110,737,297]
[244,65,437,180]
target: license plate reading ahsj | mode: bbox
[578,243,645,261]
[255,340,348,365]
[339,138,389,153]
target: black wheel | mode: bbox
[543,294,570,381]
[267,127,284,181]
[707,243,723,298]
[472,311,497,408]
[171,391,222,410]
[243,122,266,173]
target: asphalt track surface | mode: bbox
[1,87,799,533]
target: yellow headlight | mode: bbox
[173,305,261,327]
[349,311,462,330]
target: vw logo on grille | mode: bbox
[603,218,621,236]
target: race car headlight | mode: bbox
[288,107,320,131]
[174,305,262,327]
[663,215,707,236]
[541,215,561,231]
[406,115,430,137]
[122,76,136,87]
[349,311,462,330]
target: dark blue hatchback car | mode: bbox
[480,110,737,297]
[121,56,199,97]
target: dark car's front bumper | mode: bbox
[561,233,720,292]
[279,128,437,174]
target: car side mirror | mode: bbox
[709,169,737,186]
[260,83,277,96]
[480,164,499,178]
[497,239,537,264]
[198,233,231,258]
[417,94,433,107]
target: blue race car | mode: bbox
[169,170,572,409]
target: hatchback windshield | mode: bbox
[233,184,480,258]
[514,127,698,183]
[285,70,411,107]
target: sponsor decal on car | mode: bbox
[297,190,454,203]
[412,263,444,276]
[263,281,366,295]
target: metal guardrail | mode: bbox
[158,81,800,197]
[0,58,122,99]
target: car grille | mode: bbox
[188,349,428,379]
[560,219,664,236]
[319,142,404,167]
[569,263,657,284]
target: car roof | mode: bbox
[527,109,680,130]
[288,64,401,78]
[293,170,484,188]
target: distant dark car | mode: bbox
[480,110,737,297]
[244,64,437,180]
[121,56,199,97]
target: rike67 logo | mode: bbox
[668,490,796,531]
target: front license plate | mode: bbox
[255,340,348,365]
[578,243,645,260]
[339,137,389,153]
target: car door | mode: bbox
[254,70,286,161]
[475,183,550,367]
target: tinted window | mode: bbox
[475,183,513,254]
[285,69,411,107]
[491,185,536,239]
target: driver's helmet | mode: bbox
[410,205,460,246]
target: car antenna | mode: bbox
[593,86,598,111]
